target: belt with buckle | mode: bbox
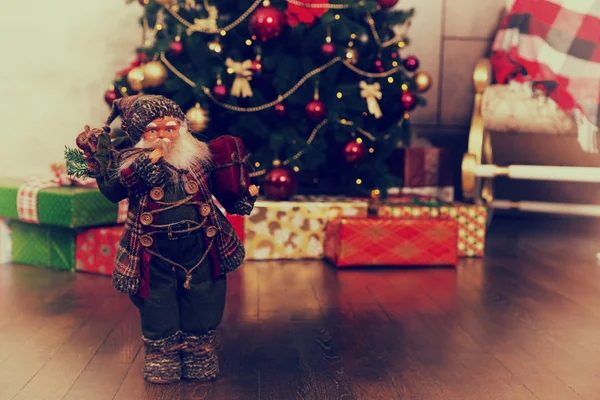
[166,221,203,240]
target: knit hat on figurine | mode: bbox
[104,94,185,144]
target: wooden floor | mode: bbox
[2,215,600,400]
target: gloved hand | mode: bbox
[230,192,258,216]
[93,132,113,177]
[131,153,169,187]
[74,127,113,178]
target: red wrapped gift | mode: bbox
[213,197,245,243]
[324,217,458,267]
[209,135,251,208]
[377,200,487,258]
[227,214,245,243]
[75,225,123,276]
[387,148,453,188]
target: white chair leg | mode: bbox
[493,200,600,217]
[475,165,600,183]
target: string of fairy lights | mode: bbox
[159,52,404,112]
[114,0,422,180]
[163,0,408,48]
[165,0,264,34]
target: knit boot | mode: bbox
[181,331,219,381]
[142,331,183,384]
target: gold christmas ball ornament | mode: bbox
[414,71,433,93]
[127,67,145,92]
[186,104,209,132]
[142,61,168,87]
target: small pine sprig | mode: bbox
[64,146,91,178]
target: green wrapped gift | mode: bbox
[0,177,124,229]
[11,221,77,271]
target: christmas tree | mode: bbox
[107,0,431,198]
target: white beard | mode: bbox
[118,124,212,186]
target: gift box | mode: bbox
[209,136,250,209]
[377,199,487,257]
[440,205,487,257]
[212,197,246,243]
[227,215,245,243]
[0,177,127,229]
[11,221,77,271]
[0,218,11,264]
[12,221,124,272]
[245,196,369,260]
[76,226,123,276]
[387,148,453,188]
[388,186,455,202]
[324,217,458,267]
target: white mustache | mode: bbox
[150,138,172,151]
[124,126,211,175]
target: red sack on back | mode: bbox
[209,135,251,208]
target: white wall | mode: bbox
[398,0,505,129]
[0,0,141,179]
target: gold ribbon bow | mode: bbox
[359,81,383,119]
[226,58,254,98]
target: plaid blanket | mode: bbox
[490,0,600,153]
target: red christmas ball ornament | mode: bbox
[251,59,263,75]
[391,51,399,59]
[263,166,297,200]
[136,53,149,63]
[104,89,118,106]
[404,56,420,72]
[372,58,385,73]
[249,6,285,42]
[168,40,184,56]
[274,102,287,118]
[212,83,229,102]
[321,42,336,58]
[401,91,417,111]
[305,100,327,123]
[378,0,399,8]
[344,139,367,163]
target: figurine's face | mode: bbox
[143,116,181,144]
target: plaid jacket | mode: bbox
[97,163,254,299]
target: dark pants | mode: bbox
[130,231,227,341]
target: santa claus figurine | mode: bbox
[70,95,258,384]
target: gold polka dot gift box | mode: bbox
[244,196,369,260]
